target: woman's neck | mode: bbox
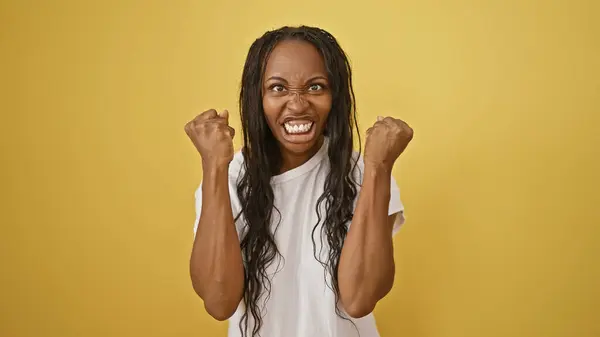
[278,136,324,174]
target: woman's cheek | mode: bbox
[262,96,284,129]
[313,96,333,124]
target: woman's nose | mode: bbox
[286,91,309,112]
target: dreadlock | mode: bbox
[236,25,361,337]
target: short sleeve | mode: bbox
[352,154,406,236]
[389,175,406,236]
[193,153,245,239]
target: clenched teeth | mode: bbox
[284,122,313,134]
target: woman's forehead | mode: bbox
[264,40,327,79]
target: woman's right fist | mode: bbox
[184,109,235,168]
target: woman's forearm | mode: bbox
[338,164,396,318]
[190,164,244,321]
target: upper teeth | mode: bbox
[284,122,313,134]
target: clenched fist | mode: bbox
[364,116,413,170]
[184,109,235,168]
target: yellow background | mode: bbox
[1,0,599,336]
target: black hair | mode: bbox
[236,25,360,337]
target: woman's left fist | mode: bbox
[364,116,414,170]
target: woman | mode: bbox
[184,26,413,337]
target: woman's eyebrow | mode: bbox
[306,75,328,82]
[264,75,328,83]
[265,76,288,83]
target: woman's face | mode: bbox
[262,39,332,158]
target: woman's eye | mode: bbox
[271,85,285,92]
[308,84,324,91]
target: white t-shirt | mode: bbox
[193,138,405,337]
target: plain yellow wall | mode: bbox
[1,0,599,336]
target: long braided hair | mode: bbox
[236,25,361,336]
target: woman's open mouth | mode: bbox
[283,121,314,135]
[280,119,318,144]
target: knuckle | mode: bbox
[197,109,216,120]
[214,125,228,135]
[196,124,211,136]
[215,131,227,140]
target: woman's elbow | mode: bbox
[204,301,238,321]
[191,284,240,321]
[339,281,394,318]
[342,300,376,318]
[339,290,376,318]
